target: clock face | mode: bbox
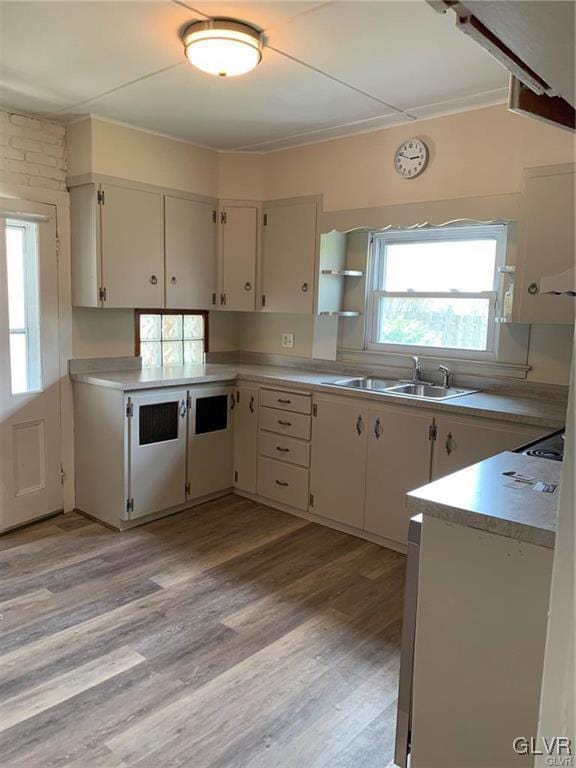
[394,139,429,179]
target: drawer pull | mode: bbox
[278,420,292,426]
[275,480,289,487]
[276,446,290,453]
[277,398,292,404]
[249,396,255,414]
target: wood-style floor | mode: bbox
[0,496,406,768]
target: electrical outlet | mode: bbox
[281,333,294,349]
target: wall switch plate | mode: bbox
[281,333,294,349]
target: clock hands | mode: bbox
[399,153,421,161]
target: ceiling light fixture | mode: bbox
[182,19,262,78]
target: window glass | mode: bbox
[5,221,42,394]
[138,312,205,367]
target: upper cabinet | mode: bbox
[261,198,319,314]
[165,195,217,311]
[516,164,575,325]
[219,203,258,312]
[70,178,218,310]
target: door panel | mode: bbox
[261,201,317,313]
[128,389,188,518]
[221,206,257,311]
[365,406,433,545]
[166,196,217,310]
[432,415,547,481]
[309,396,368,528]
[188,385,234,499]
[100,184,164,308]
[234,384,258,494]
[0,200,62,531]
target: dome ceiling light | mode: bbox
[182,19,262,77]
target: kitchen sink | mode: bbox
[329,377,395,391]
[383,383,478,400]
[328,378,479,400]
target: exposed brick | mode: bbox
[0,169,29,186]
[11,113,65,137]
[29,176,62,190]
[24,127,62,145]
[40,142,65,158]
[10,136,43,152]
[2,147,26,161]
[0,121,25,137]
[25,151,57,167]
[1,157,41,175]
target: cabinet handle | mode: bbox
[356,416,364,436]
[276,446,290,453]
[230,394,235,410]
[528,282,539,295]
[275,480,289,487]
[277,398,292,405]
[278,420,292,427]
[301,282,309,292]
[244,282,252,291]
[374,418,382,439]
[180,401,187,418]
[249,396,255,413]
[150,275,158,285]
[170,276,177,285]
[445,432,453,455]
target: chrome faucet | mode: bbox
[438,365,452,388]
[411,356,423,382]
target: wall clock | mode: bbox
[394,138,429,179]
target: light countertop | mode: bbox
[407,451,561,548]
[70,363,566,429]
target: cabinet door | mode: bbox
[261,200,317,314]
[165,196,217,310]
[432,415,547,481]
[220,206,257,311]
[365,406,433,546]
[517,168,575,324]
[188,385,234,499]
[233,384,258,493]
[100,184,164,308]
[128,390,188,518]
[309,396,368,528]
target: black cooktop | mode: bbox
[516,430,565,462]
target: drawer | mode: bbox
[259,388,312,415]
[259,406,311,441]
[257,456,309,511]
[259,431,311,468]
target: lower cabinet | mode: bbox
[187,384,235,499]
[432,415,546,481]
[364,406,433,545]
[309,396,368,528]
[233,384,259,494]
[128,389,188,518]
[257,456,309,511]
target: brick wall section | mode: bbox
[0,109,67,191]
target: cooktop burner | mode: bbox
[517,430,565,462]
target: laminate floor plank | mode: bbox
[0,496,405,768]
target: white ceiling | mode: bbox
[0,1,510,151]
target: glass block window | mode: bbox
[136,311,207,368]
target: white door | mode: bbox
[220,205,257,311]
[128,389,188,518]
[233,384,258,493]
[100,183,164,308]
[261,200,317,313]
[365,406,433,545]
[188,384,235,499]
[432,415,547,481]
[165,196,217,310]
[0,199,62,532]
[309,395,368,528]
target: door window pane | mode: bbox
[5,221,42,394]
[377,297,491,350]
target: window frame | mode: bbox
[366,224,507,361]
[6,219,42,394]
[134,309,209,366]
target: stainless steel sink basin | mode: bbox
[327,378,479,401]
[329,377,394,391]
[384,383,478,400]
